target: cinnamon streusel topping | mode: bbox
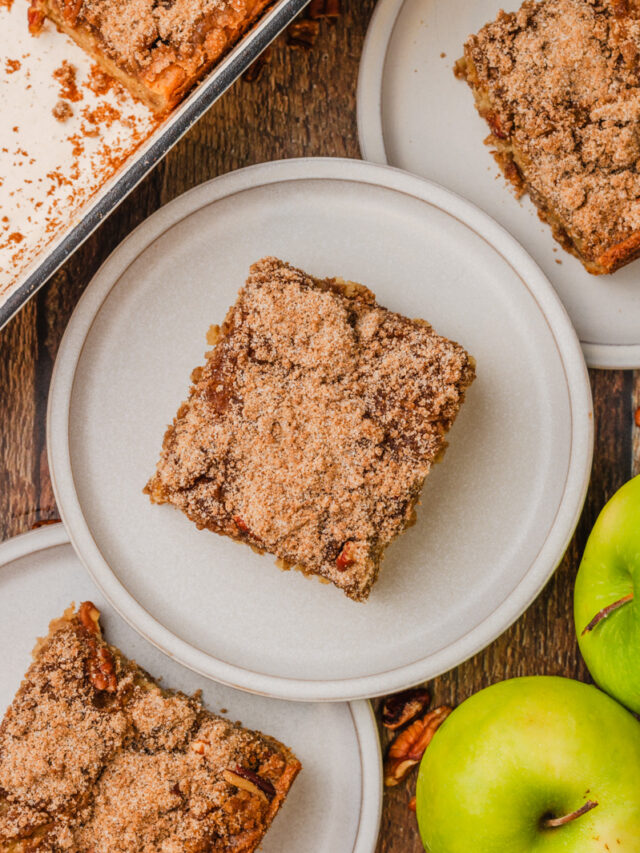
[145,257,475,601]
[460,0,640,268]
[0,604,300,852]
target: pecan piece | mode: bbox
[27,1,45,34]
[308,0,341,20]
[287,18,320,49]
[409,796,417,812]
[223,768,275,803]
[384,706,452,787]
[233,516,250,534]
[382,688,430,730]
[336,541,356,571]
[191,739,208,755]
[233,765,276,801]
[635,406,640,428]
[87,642,117,693]
[485,109,508,140]
[78,601,101,635]
[242,47,272,83]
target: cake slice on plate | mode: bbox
[0,602,300,852]
[145,257,475,601]
[456,0,640,274]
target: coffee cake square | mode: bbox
[0,602,300,853]
[456,0,640,274]
[145,257,475,602]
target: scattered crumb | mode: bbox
[86,64,114,96]
[440,51,446,58]
[555,259,562,264]
[52,100,73,122]
[0,0,14,9]
[5,59,21,74]
[53,60,82,102]
[7,232,24,243]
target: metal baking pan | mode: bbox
[0,0,308,329]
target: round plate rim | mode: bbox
[355,0,640,370]
[0,525,383,853]
[47,156,593,702]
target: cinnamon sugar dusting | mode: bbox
[459,0,640,270]
[145,258,475,602]
[0,604,300,852]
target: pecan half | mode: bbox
[382,688,430,730]
[384,706,452,787]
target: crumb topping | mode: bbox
[0,606,300,852]
[145,258,475,601]
[47,0,258,73]
[462,0,640,261]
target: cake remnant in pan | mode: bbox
[28,0,275,113]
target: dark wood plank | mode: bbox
[0,2,637,849]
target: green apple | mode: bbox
[416,677,640,852]
[574,475,640,714]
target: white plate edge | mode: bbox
[0,525,383,853]
[47,156,594,702]
[355,0,640,370]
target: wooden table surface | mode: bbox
[1,2,639,850]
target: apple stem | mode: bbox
[542,800,598,829]
[581,594,634,636]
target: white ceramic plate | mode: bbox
[48,158,593,702]
[0,525,382,853]
[357,0,640,369]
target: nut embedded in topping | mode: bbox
[336,541,356,571]
[87,643,117,693]
[233,765,276,802]
[382,688,431,730]
[78,601,102,635]
[191,739,208,755]
[233,516,250,535]
[384,706,452,787]
[222,769,273,803]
